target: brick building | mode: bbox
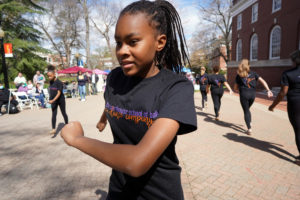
[227,0,300,88]
[209,44,228,71]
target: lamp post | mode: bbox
[75,53,79,66]
[0,26,9,88]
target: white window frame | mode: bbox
[236,39,242,61]
[252,3,258,23]
[272,0,281,13]
[269,25,281,60]
[237,14,242,30]
[250,34,258,61]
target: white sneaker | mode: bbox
[82,99,86,102]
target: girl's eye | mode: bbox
[116,41,122,47]
[130,40,138,46]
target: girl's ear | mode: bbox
[156,34,167,52]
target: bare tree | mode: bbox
[189,26,216,67]
[199,0,232,63]
[78,0,91,68]
[35,0,82,68]
[90,0,120,68]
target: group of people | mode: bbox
[196,50,300,166]
[14,71,47,108]
[196,61,272,135]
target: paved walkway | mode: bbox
[0,92,299,200]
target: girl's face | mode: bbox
[115,13,166,77]
[47,71,55,81]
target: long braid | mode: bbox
[120,0,190,73]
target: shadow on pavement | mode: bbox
[52,123,66,138]
[195,109,246,133]
[223,133,296,163]
[95,188,108,200]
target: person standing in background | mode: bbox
[33,70,46,89]
[91,71,99,95]
[77,71,87,101]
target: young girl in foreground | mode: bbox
[61,1,197,199]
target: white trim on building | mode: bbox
[231,0,258,17]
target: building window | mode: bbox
[272,0,281,13]
[252,3,258,23]
[237,14,242,30]
[269,25,281,59]
[236,39,242,61]
[250,34,258,61]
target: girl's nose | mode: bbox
[117,44,130,58]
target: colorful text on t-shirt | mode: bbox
[105,102,158,128]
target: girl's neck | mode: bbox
[138,64,160,79]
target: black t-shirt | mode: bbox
[104,67,197,200]
[235,71,260,91]
[198,73,208,91]
[281,66,300,98]
[49,79,64,102]
[208,74,226,91]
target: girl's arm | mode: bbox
[206,84,210,94]
[224,82,233,94]
[233,83,239,93]
[258,77,273,98]
[61,118,179,178]
[96,110,107,132]
[49,90,61,104]
[269,85,288,111]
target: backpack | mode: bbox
[6,103,19,114]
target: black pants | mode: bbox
[51,99,68,129]
[211,89,224,117]
[239,90,256,129]
[200,90,207,108]
[287,96,300,155]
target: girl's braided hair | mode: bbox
[120,0,190,73]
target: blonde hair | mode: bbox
[237,59,250,78]
[200,66,206,75]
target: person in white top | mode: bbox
[27,80,34,97]
[33,70,46,89]
[14,72,27,89]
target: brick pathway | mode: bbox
[0,92,299,200]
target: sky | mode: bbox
[88,0,203,53]
[41,0,204,60]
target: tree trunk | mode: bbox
[83,0,90,68]
[105,34,117,68]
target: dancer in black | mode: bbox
[234,59,273,135]
[207,66,233,120]
[198,66,208,110]
[269,50,300,166]
[47,65,68,135]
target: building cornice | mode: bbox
[231,0,258,17]
[227,59,293,68]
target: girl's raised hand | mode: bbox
[61,121,84,146]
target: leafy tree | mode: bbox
[0,0,48,83]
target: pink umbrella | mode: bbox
[57,66,92,74]
[93,69,108,75]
